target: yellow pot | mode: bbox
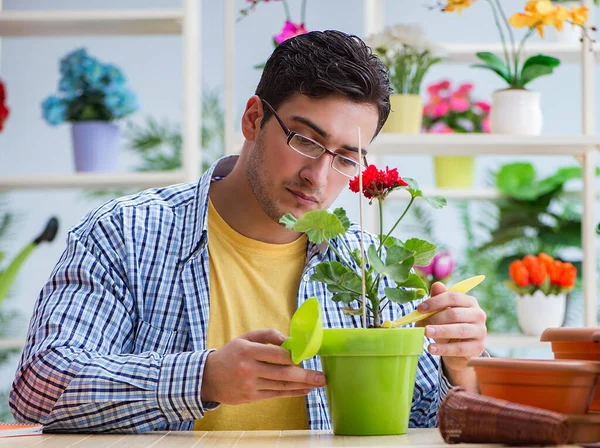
[382,94,423,134]
[434,156,475,189]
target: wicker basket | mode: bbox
[438,388,569,445]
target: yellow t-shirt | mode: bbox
[194,199,309,431]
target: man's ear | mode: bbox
[241,95,264,142]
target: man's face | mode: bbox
[245,94,380,224]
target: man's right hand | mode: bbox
[200,329,327,405]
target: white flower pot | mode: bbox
[517,290,567,337]
[489,89,542,135]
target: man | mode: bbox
[10,30,486,433]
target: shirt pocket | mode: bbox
[134,319,191,355]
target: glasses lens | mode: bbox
[289,134,325,158]
[332,155,359,177]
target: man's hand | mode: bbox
[200,329,326,405]
[415,282,487,391]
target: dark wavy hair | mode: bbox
[255,30,391,137]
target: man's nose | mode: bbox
[299,153,332,189]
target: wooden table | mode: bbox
[0,429,581,447]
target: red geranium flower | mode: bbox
[349,164,408,200]
[0,79,9,132]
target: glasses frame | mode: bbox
[260,98,367,178]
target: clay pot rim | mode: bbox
[540,327,600,343]
[468,357,600,373]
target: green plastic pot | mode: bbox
[319,327,424,436]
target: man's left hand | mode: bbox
[415,281,487,388]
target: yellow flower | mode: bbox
[571,6,589,26]
[444,0,475,14]
[510,0,557,38]
[552,5,571,31]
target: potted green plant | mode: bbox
[478,161,600,279]
[438,0,591,135]
[42,48,139,172]
[366,24,443,134]
[280,164,446,435]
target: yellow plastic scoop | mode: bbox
[282,297,323,364]
[381,275,486,328]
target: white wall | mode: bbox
[0,0,599,399]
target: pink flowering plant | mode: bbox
[240,0,308,68]
[423,80,491,134]
[280,165,446,328]
[415,251,455,291]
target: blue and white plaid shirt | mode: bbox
[10,156,451,433]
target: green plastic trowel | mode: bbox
[282,297,323,364]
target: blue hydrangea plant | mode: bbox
[42,48,139,126]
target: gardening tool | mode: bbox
[282,297,323,364]
[381,275,486,328]
[0,217,59,305]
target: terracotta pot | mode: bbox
[541,327,600,412]
[468,357,600,414]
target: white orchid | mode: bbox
[365,24,444,95]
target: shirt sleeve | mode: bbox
[9,229,214,433]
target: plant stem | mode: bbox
[492,0,517,78]
[281,0,291,21]
[381,195,416,248]
[300,0,307,24]
[327,241,351,269]
[514,27,536,86]
[378,198,384,256]
[484,0,512,81]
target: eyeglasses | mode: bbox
[261,99,365,178]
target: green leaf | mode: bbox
[310,261,362,300]
[424,195,447,209]
[473,52,511,84]
[521,55,560,72]
[398,272,428,293]
[341,306,364,316]
[367,245,414,283]
[597,222,600,234]
[404,238,437,266]
[332,293,358,304]
[518,55,560,87]
[403,178,446,209]
[385,287,418,304]
[287,210,346,244]
[496,163,536,198]
[379,235,403,248]
[333,208,351,233]
[367,244,386,275]
[279,213,298,230]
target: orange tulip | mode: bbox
[510,260,530,287]
[523,255,547,286]
[538,252,555,273]
[560,262,577,288]
[549,260,564,285]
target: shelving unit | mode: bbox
[442,42,600,64]
[0,1,597,351]
[364,0,599,333]
[0,2,201,188]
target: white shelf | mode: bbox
[0,9,184,37]
[0,339,25,350]
[443,42,599,64]
[0,171,186,190]
[370,134,600,156]
[485,333,549,350]
[388,188,600,201]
